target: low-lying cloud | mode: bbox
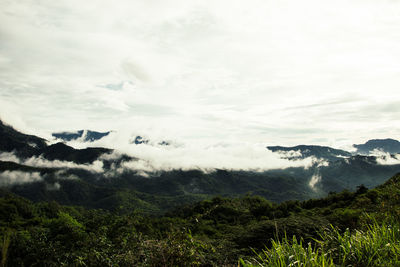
[0,152,104,173]
[0,171,42,186]
[371,149,400,165]
[46,182,61,191]
[65,132,329,174]
[273,150,303,159]
[309,173,322,191]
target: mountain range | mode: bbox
[52,130,111,142]
[54,126,400,156]
[267,139,400,160]
[267,145,352,161]
[1,120,400,214]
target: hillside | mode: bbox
[0,120,47,158]
[1,173,399,266]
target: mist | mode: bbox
[59,131,330,173]
[0,152,104,173]
[370,150,400,165]
[0,171,42,186]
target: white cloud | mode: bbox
[273,150,303,159]
[54,170,80,181]
[46,182,61,191]
[1,0,400,150]
[0,171,42,186]
[85,137,324,173]
[370,149,400,165]
[309,173,322,191]
[0,152,104,173]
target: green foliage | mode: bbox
[240,235,334,267]
[1,173,400,266]
[242,218,400,266]
[0,229,12,267]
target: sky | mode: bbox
[1,0,400,151]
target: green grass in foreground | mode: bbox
[241,216,400,267]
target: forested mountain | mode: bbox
[1,120,400,215]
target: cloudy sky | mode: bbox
[1,0,400,149]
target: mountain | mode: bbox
[267,145,352,161]
[0,120,112,164]
[2,123,400,266]
[353,138,400,155]
[1,119,400,215]
[0,120,47,158]
[52,130,111,142]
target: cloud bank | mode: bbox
[0,152,104,173]
[0,0,400,147]
[370,150,400,165]
[66,131,328,174]
[0,171,42,186]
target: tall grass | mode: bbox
[240,233,333,267]
[241,218,400,267]
[1,229,12,267]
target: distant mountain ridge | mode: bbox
[268,138,400,161]
[52,130,111,142]
[1,119,400,214]
[267,145,352,161]
[353,138,400,155]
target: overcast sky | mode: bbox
[1,0,400,149]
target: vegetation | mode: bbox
[242,218,400,266]
[0,173,399,266]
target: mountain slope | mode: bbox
[40,142,112,164]
[0,120,47,158]
[0,120,112,164]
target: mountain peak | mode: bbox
[52,130,111,142]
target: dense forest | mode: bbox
[1,173,400,266]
